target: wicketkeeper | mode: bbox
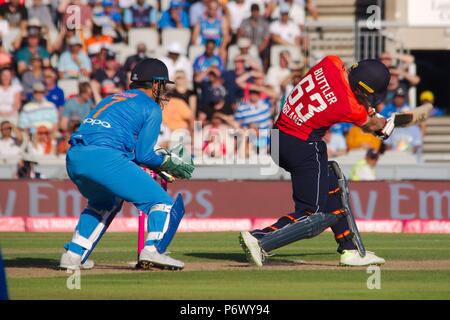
[60,58,194,271]
[240,56,394,267]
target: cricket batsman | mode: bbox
[59,58,194,271]
[240,56,394,267]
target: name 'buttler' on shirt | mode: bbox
[282,67,337,126]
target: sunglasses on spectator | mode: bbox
[1,126,12,131]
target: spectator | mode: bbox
[420,90,444,117]
[272,0,306,27]
[85,23,113,56]
[91,50,127,100]
[16,153,42,179]
[222,54,247,112]
[238,3,270,70]
[192,0,230,60]
[124,0,157,29]
[91,0,125,42]
[0,68,22,125]
[22,56,44,99]
[159,0,190,29]
[226,0,251,39]
[29,124,56,156]
[346,125,381,151]
[198,66,228,121]
[170,70,197,115]
[234,87,272,129]
[193,39,224,84]
[0,37,13,68]
[267,50,292,96]
[90,47,109,74]
[58,36,92,80]
[162,97,194,132]
[202,112,231,158]
[28,0,55,30]
[0,120,23,156]
[51,24,78,54]
[232,37,262,68]
[236,69,277,103]
[0,0,28,28]
[160,42,193,83]
[18,82,58,135]
[124,43,149,73]
[380,87,410,118]
[324,125,347,158]
[57,116,80,155]
[349,149,379,181]
[385,124,423,156]
[43,67,65,110]
[60,82,94,131]
[189,0,213,27]
[269,3,301,46]
[0,10,10,36]
[14,22,51,74]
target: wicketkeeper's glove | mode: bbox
[374,115,395,140]
[156,144,195,180]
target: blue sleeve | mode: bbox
[158,11,172,29]
[135,107,165,168]
[181,12,190,28]
[123,9,133,25]
[150,8,157,25]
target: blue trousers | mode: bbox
[65,145,173,261]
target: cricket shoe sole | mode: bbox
[339,250,386,266]
[239,231,266,267]
[138,248,184,271]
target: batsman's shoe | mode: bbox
[138,247,184,270]
[339,250,385,266]
[239,231,267,267]
[59,250,95,270]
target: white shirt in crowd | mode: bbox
[266,66,290,96]
[269,19,301,45]
[0,83,22,113]
[227,0,251,33]
[272,2,306,26]
[160,55,193,85]
[0,138,21,157]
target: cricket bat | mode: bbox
[392,103,433,128]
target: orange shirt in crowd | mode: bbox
[346,126,381,151]
[162,98,193,132]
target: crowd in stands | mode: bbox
[0,0,441,176]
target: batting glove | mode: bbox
[375,116,395,140]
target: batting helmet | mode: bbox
[130,58,174,89]
[348,59,390,108]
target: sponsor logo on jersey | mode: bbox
[83,118,112,128]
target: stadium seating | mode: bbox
[128,28,159,51]
[161,28,191,53]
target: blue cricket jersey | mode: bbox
[70,89,165,168]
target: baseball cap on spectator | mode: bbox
[68,36,83,47]
[167,42,185,56]
[280,2,290,14]
[420,90,434,103]
[33,82,46,93]
[102,0,114,6]
[28,18,42,28]
[394,87,406,97]
[366,148,379,161]
[237,37,251,49]
[106,50,116,60]
[289,61,303,71]
[170,0,184,8]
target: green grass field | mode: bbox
[1,232,450,299]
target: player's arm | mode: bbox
[360,112,394,140]
[135,112,166,168]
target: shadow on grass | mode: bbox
[185,251,334,264]
[4,257,60,270]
